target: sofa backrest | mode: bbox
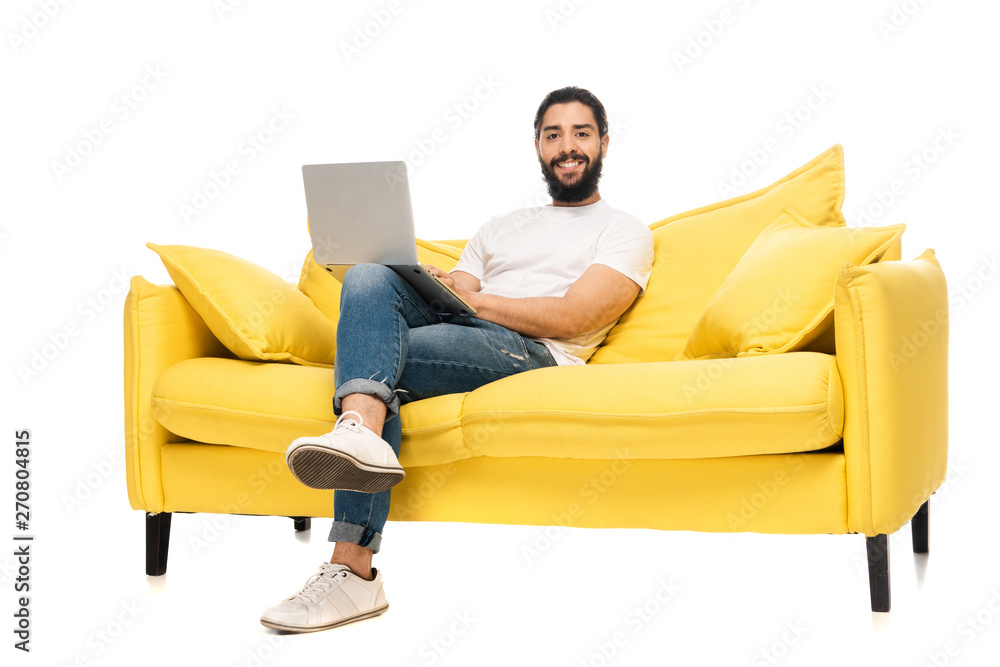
[300,147,854,364]
[589,145,848,364]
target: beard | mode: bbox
[538,150,603,204]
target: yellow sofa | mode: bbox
[123,146,949,612]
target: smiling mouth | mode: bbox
[553,157,587,172]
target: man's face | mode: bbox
[535,101,609,205]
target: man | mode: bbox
[260,86,654,633]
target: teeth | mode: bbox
[559,161,581,168]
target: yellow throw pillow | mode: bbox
[148,243,338,368]
[415,238,462,271]
[679,208,904,359]
[297,250,343,325]
[590,145,848,364]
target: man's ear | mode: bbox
[601,132,610,158]
[535,138,541,157]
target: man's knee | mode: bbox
[343,263,397,294]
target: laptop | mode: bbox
[302,161,476,316]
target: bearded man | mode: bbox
[261,85,654,633]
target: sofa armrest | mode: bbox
[124,276,231,512]
[834,249,948,535]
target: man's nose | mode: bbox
[557,135,579,156]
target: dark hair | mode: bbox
[533,86,608,139]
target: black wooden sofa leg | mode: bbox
[864,500,931,612]
[292,517,311,532]
[146,512,172,576]
[866,534,890,613]
[912,500,930,554]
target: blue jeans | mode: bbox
[329,263,558,553]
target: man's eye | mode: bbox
[547,133,559,140]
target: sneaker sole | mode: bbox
[260,602,389,633]
[287,446,404,493]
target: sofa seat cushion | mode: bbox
[461,351,843,460]
[152,352,843,467]
[152,358,467,469]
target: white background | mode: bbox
[2,1,999,665]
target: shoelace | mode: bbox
[334,410,365,434]
[289,563,351,603]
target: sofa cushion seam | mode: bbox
[152,396,335,427]
[462,403,833,423]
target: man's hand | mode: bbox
[425,265,481,302]
[424,264,640,340]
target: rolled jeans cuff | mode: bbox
[328,520,383,554]
[333,377,400,422]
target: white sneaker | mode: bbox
[260,563,389,633]
[286,411,405,493]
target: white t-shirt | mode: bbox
[452,199,654,366]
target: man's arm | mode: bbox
[427,264,640,340]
